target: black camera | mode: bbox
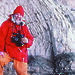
[11,32,24,47]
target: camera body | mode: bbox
[11,32,24,47]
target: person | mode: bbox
[0,5,33,75]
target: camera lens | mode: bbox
[15,38,18,41]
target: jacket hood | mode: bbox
[13,5,24,17]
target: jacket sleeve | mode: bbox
[0,20,9,51]
[24,25,34,48]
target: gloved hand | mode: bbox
[0,52,4,57]
[21,37,28,44]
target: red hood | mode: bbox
[13,6,24,17]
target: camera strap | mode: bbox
[11,14,25,35]
[13,23,21,33]
[12,23,25,35]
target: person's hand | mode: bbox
[21,37,28,44]
[0,52,4,57]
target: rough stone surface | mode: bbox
[54,0,75,8]
[0,0,75,75]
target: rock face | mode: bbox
[0,0,75,75]
[55,0,75,8]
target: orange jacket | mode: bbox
[0,16,33,62]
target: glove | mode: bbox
[21,37,28,43]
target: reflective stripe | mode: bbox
[18,47,22,52]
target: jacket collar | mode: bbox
[9,14,25,26]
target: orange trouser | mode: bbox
[0,52,29,75]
